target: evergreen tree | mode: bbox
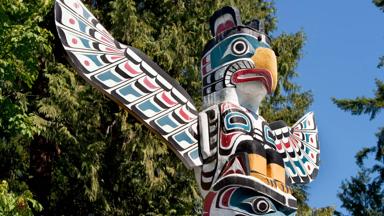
[332,2,384,215]
[0,0,320,215]
[333,83,384,215]
[373,0,384,11]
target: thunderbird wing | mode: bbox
[54,0,202,168]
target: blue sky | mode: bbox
[273,0,384,213]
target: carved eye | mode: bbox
[231,39,248,55]
[251,197,273,214]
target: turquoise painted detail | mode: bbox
[137,99,161,114]
[157,115,178,129]
[305,147,310,155]
[284,161,297,175]
[224,111,251,132]
[85,54,102,66]
[305,133,311,143]
[264,125,275,145]
[227,188,290,215]
[174,131,194,147]
[96,70,122,84]
[78,19,87,33]
[118,84,142,98]
[189,148,199,160]
[79,37,91,48]
[293,161,305,174]
[82,8,91,19]
[209,34,270,69]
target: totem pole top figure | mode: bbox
[201,6,276,113]
[54,1,320,215]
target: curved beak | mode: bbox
[251,47,278,93]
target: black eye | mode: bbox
[252,197,271,214]
[231,39,248,55]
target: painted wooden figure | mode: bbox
[54,1,320,215]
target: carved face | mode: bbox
[198,7,297,216]
[203,176,296,216]
[200,7,278,108]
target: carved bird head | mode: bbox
[201,6,277,112]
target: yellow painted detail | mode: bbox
[251,47,278,92]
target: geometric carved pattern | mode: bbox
[273,112,320,184]
[54,0,201,168]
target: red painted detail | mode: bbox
[106,47,119,52]
[69,18,76,25]
[202,56,208,65]
[203,192,217,216]
[307,165,311,171]
[143,77,159,90]
[111,56,121,60]
[224,170,235,176]
[216,20,235,35]
[84,60,90,66]
[72,38,78,44]
[101,36,110,43]
[231,69,273,94]
[221,159,235,176]
[221,102,240,112]
[284,141,290,148]
[179,107,191,121]
[235,169,244,174]
[124,62,140,75]
[311,153,314,159]
[202,65,207,76]
[291,139,297,148]
[223,163,243,176]
[161,92,177,106]
[276,143,282,151]
[221,132,238,148]
[310,137,314,143]
[221,188,236,207]
[308,120,311,126]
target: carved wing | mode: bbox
[272,112,320,184]
[54,0,201,168]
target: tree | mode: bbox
[373,0,384,12]
[332,2,384,215]
[0,180,42,215]
[0,0,319,215]
[333,82,384,215]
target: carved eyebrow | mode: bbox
[202,26,271,56]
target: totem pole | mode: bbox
[54,1,320,215]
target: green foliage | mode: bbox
[332,79,384,120]
[338,170,383,216]
[373,0,384,11]
[332,2,384,215]
[0,180,43,216]
[0,0,53,137]
[311,207,336,216]
[292,185,312,216]
[0,0,319,215]
[333,65,384,216]
[333,92,384,215]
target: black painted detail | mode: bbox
[266,148,284,167]
[269,120,287,130]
